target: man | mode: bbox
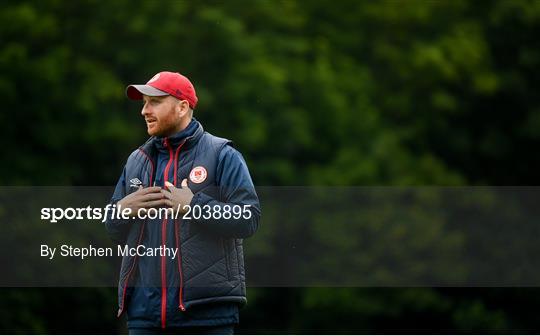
[105,71,261,334]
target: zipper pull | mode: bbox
[179,303,186,311]
[163,138,169,148]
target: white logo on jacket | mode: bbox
[129,177,143,188]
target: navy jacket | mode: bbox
[105,119,260,329]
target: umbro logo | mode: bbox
[129,178,143,188]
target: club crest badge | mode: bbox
[189,166,207,184]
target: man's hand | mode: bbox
[161,179,194,214]
[117,186,172,217]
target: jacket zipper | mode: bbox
[161,137,174,329]
[117,148,155,317]
[173,141,186,311]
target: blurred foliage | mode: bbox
[1,0,540,333]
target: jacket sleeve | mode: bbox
[189,145,261,238]
[104,166,132,244]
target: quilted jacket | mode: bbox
[105,119,261,328]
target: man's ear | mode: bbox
[176,99,189,117]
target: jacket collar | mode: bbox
[154,118,204,152]
[140,118,204,157]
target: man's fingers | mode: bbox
[160,189,173,199]
[142,192,167,201]
[142,199,173,208]
[140,186,163,194]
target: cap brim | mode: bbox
[126,85,169,100]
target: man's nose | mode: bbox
[141,104,149,116]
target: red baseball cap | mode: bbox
[126,71,198,109]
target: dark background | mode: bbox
[1,0,540,333]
